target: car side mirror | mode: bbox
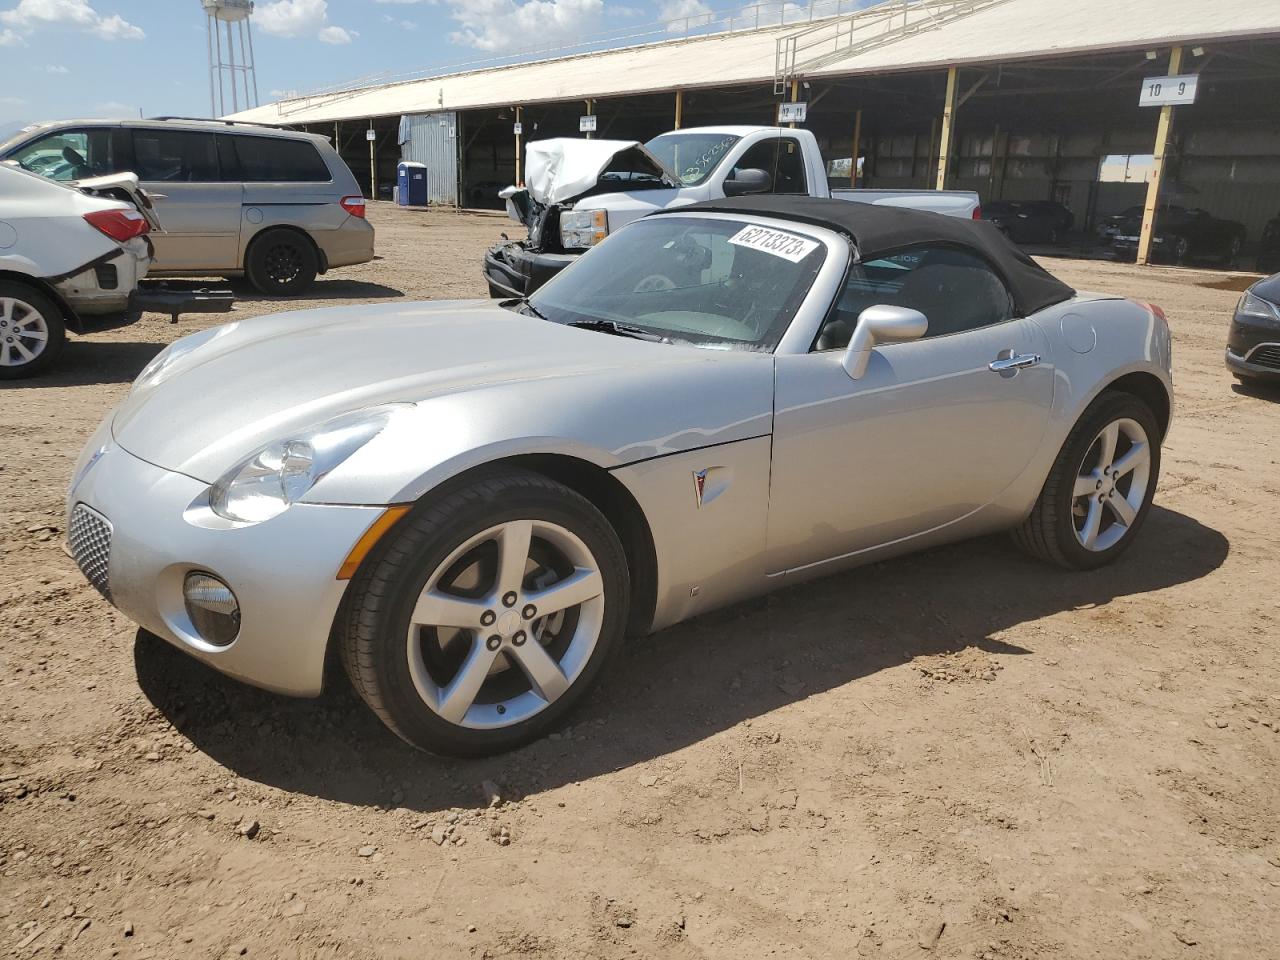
[842,305,928,380]
[723,168,772,197]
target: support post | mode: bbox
[515,105,523,186]
[789,78,799,128]
[936,65,957,190]
[368,119,376,202]
[850,108,862,187]
[1137,47,1182,266]
[585,98,594,139]
[674,89,683,129]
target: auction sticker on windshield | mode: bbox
[728,225,820,263]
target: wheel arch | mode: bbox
[1102,370,1171,441]
[325,452,660,688]
[243,224,327,274]
[0,270,82,333]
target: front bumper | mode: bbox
[482,241,578,299]
[1225,347,1280,380]
[66,426,385,697]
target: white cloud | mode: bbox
[0,0,143,40]
[318,23,355,43]
[94,11,141,39]
[374,0,435,4]
[448,0,604,53]
[0,26,23,44]
[0,96,26,105]
[381,14,417,29]
[659,0,712,31]
[45,63,68,72]
[256,0,356,43]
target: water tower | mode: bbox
[203,0,259,117]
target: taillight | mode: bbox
[84,208,149,243]
[1131,300,1168,325]
[340,196,366,218]
[972,205,982,220]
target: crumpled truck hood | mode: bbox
[111,299,774,485]
[523,138,679,205]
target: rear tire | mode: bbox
[1012,391,1161,570]
[0,281,66,380]
[340,469,630,756]
[245,228,318,296]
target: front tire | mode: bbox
[0,282,66,379]
[340,470,630,756]
[245,229,318,296]
[1012,392,1161,570]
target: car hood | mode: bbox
[523,138,679,205]
[111,299,774,483]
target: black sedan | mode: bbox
[982,200,1071,244]
[1112,207,1247,264]
[1225,273,1280,383]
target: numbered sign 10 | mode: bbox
[1139,74,1198,107]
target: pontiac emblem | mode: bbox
[693,469,708,507]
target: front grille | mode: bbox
[1249,344,1280,370]
[68,504,112,601]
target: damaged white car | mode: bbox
[482,125,980,298]
[0,164,231,378]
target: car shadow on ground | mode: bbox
[15,339,165,389]
[228,278,404,302]
[1230,378,1280,401]
[134,504,1228,813]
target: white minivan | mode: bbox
[1,118,374,295]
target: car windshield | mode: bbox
[525,215,828,351]
[643,132,740,186]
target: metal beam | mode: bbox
[515,105,523,185]
[936,66,958,190]
[851,107,862,188]
[674,88,682,129]
[1137,47,1182,266]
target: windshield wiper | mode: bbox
[501,297,549,321]
[566,318,669,342]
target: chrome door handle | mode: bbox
[989,352,1041,373]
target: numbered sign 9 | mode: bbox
[1139,74,1198,107]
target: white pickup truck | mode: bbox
[483,125,980,298]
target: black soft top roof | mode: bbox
[659,195,1076,317]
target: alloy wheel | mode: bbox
[1071,417,1152,552]
[405,519,605,729]
[0,296,50,369]
[264,243,303,285]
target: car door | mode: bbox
[723,135,809,195]
[766,246,1055,574]
[127,128,243,272]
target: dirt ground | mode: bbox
[2,203,1279,960]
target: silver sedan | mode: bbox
[66,199,1172,756]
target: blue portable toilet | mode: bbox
[397,161,428,206]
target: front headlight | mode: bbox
[133,323,239,393]
[559,208,608,250]
[1237,290,1279,321]
[208,404,409,523]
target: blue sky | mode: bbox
[0,0,834,136]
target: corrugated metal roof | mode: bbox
[228,0,1280,125]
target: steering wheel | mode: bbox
[633,274,676,293]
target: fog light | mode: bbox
[183,572,241,646]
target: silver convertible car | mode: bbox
[66,196,1172,756]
